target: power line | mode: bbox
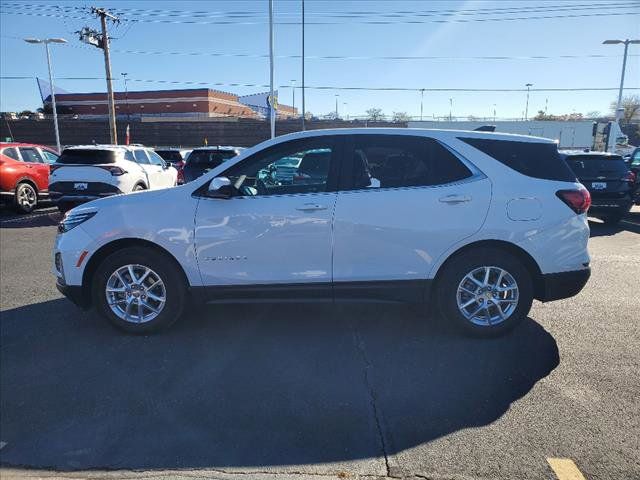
[1,7,637,25]
[4,1,637,20]
[2,76,639,93]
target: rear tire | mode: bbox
[57,202,75,214]
[14,183,37,214]
[92,246,186,334]
[436,247,534,337]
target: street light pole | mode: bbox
[603,39,640,123]
[301,0,305,130]
[290,79,296,117]
[493,104,496,122]
[24,38,66,153]
[420,89,424,121]
[268,0,275,139]
[335,94,339,119]
[524,83,533,121]
[121,72,130,123]
[449,98,453,121]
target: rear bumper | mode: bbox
[56,279,90,309]
[538,267,591,302]
[49,182,122,204]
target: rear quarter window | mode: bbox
[460,137,576,182]
[57,149,117,165]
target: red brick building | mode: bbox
[47,88,297,119]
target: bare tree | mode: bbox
[392,111,410,122]
[366,108,384,121]
[610,95,640,124]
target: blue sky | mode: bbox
[0,0,639,119]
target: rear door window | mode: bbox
[342,135,472,190]
[1,147,19,161]
[460,137,576,182]
[147,150,165,166]
[57,149,117,164]
[19,147,44,164]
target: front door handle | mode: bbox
[439,194,471,204]
[296,203,327,212]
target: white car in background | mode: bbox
[49,145,178,213]
[53,128,591,336]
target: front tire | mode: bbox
[92,246,186,333]
[14,182,37,214]
[436,247,534,337]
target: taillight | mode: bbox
[98,166,127,176]
[556,188,591,214]
[622,170,636,183]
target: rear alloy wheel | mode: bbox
[14,183,37,214]
[93,247,186,333]
[437,247,533,337]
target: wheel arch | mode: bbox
[431,239,544,300]
[81,238,190,307]
[15,176,39,193]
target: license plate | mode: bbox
[591,182,607,190]
[74,182,88,190]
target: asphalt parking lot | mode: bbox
[0,206,639,480]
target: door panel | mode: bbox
[194,135,342,287]
[19,147,49,191]
[195,193,337,286]
[332,179,491,282]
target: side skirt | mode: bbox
[191,280,432,305]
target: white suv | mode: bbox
[52,129,591,336]
[49,145,178,212]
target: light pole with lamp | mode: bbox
[290,79,296,117]
[24,37,66,153]
[524,83,533,121]
[121,72,130,123]
[603,39,640,123]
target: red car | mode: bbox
[0,142,59,213]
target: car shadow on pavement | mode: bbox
[0,210,61,229]
[588,212,640,237]
[0,299,559,471]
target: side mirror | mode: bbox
[207,176,233,199]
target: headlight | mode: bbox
[58,211,97,233]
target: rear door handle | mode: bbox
[439,194,471,204]
[296,203,327,212]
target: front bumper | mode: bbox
[538,267,591,302]
[56,279,90,309]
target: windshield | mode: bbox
[565,154,628,176]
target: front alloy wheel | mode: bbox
[106,264,167,323]
[94,246,186,333]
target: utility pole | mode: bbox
[91,7,119,144]
[335,94,339,119]
[524,83,533,121]
[301,0,305,130]
[420,89,424,121]
[449,98,453,121]
[493,104,496,122]
[268,0,275,139]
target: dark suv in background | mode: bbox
[182,146,243,183]
[561,151,636,224]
